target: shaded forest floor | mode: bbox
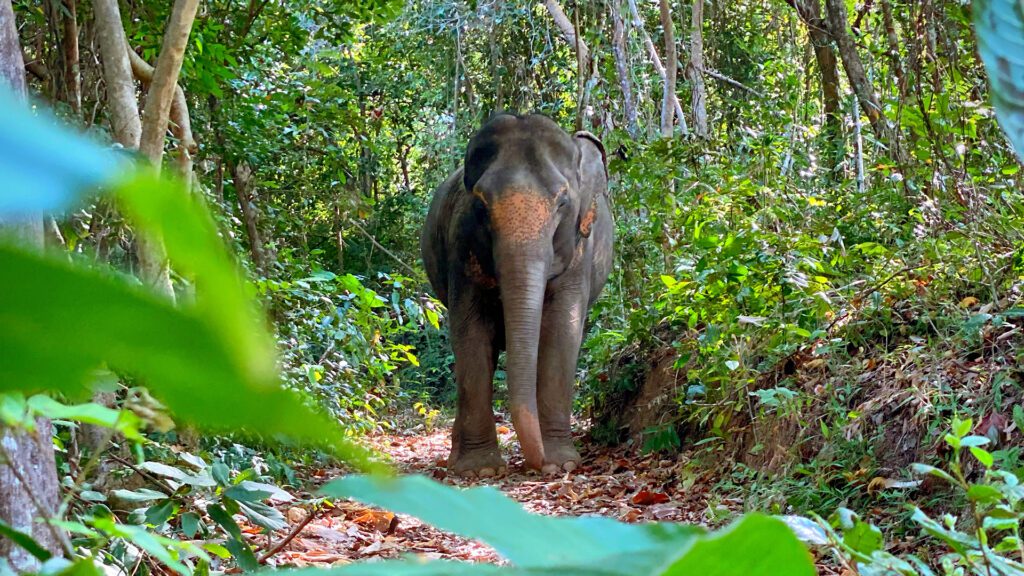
[250,419,839,573]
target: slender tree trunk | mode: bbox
[135,0,199,300]
[659,0,678,137]
[543,0,590,131]
[823,0,899,158]
[543,0,590,70]
[610,0,639,137]
[687,0,708,138]
[626,0,687,133]
[128,49,195,190]
[0,3,64,570]
[489,0,504,112]
[333,203,344,273]
[138,0,199,165]
[232,161,266,275]
[788,0,843,164]
[60,0,80,115]
[93,0,141,148]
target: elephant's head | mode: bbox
[463,113,607,471]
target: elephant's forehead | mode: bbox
[489,190,554,243]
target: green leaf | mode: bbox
[111,488,169,502]
[661,514,815,575]
[0,518,53,561]
[0,90,123,215]
[944,433,961,450]
[842,520,883,556]
[224,484,273,503]
[212,462,231,486]
[323,474,699,567]
[0,242,381,472]
[238,500,287,531]
[145,499,177,526]
[323,475,815,575]
[79,490,107,502]
[224,537,259,572]
[953,417,972,438]
[970,446,994,468]
[203,542,231,559]
[910,463,956,484]
[959,435,990,448]
[207,503,244,542]
[967,484,1003,504]
[975,0,1024,163]
[180,512,201,539]
[26,395,142,440]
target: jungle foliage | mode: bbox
[3,0,1024,573]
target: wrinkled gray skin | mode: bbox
[421,114,613,476]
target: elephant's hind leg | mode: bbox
[448,289,505,478]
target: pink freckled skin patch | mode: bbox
[489,191,553,244]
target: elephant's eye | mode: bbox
[556,194,569,209]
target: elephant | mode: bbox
[420,113,614,476]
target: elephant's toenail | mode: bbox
[541,464,558,475]
[478,467,496,477]
[563,461,577,472]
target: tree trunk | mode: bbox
[0,421,65,572]
[788,0,843,164]
[138,0,199,166]
[659,0,678,137]
[333,203,345,273]
[128,49,195,190]
[232,161,266,275]
[822,0,898,157]
[135,0,199,300]
[93,0,141,148]
[0,3,64,570]
[543,0,590,131]
[626,0,687,134]
[60,0,80,115]
[610,0,639,137]
[687,0,708,138]
[543,0,590,71]
[489,0,504,112]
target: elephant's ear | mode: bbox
[573,131,607,238]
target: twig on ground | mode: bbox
[258,507,319,564]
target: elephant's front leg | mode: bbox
[448,290,505,478]
[536,290,587,474]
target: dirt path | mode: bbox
[262,423,738,567]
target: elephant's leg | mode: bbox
[448,292,505,478]
[536,291,586,474]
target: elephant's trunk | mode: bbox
[498,251,548,471]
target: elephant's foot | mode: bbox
[541,439,581,475]
[448,446,507,478]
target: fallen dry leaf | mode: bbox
[631,490,670,506]
[353,509,396,533]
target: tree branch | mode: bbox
[542,0,590,68]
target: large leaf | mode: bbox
[0,244,378,469]
[661,514,815,575]
[322,474,699,568]
[975,0,1024,162]
[0,101,382,472]
[319,475,816,575]
[0,89,123,215]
